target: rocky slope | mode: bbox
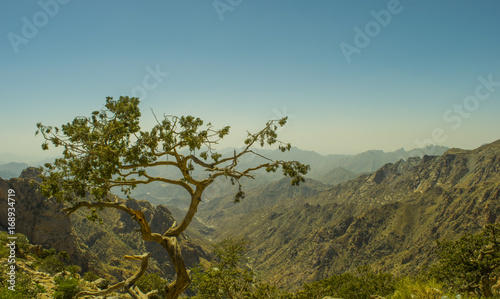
[198,177,329,224]
[0,168,214,284]
[0,168,87,268]
[203,140,500,289]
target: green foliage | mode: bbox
[191,237,255,298]
[36,96,143,201]
[247,283,289,299]
[191,239,398,299]
[53,276,80,299]
[35,249,70,275]
[0,232,30,259]
[0,271,45,299]
[430,224,500,296]
[36,96,309,204]
[68,265,82,275]
[83,271,100,282]
[293,265,395,299]
[135,273,167,299]
[389,276,477,299]
[37,254,66,275]
[212,236,250,269]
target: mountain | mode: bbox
[0,152,27,164]
[0,168,90,269]
[0,139,497,295]
[198,177,330,224]
[0,162,30,179]
[319,167,359,185]
[0,168,214,283]
[122,145,449,210]
[203,140,500,289]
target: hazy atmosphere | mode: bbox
[1,1,500,162]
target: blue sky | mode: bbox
[1,0,500,163]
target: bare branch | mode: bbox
[190,154,215,169]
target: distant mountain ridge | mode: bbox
[0,162,29,179]
[127,144,449,208]
[198,177,330,224]
[0,145,449,194]
[202,139,500,288]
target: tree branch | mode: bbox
[120,160,179,170]
[75,253,152,298]
[105,174,194,196]
[164,186,206,237]
[66,201,191,299]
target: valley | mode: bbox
[196,140,500,288]
[1,140,499,296]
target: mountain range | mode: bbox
[114,145,449,209]
[2,139,498,296]
[197,140,500,288]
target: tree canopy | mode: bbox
[36,96,309,298]
[431,224,500,297]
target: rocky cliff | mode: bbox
[0,168,214,282]
[0,168,85,266]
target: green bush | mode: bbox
[0,232,30,259]
[0,271,45,299]
[34,249,72,275]
[191,237,254,299]
[53,276,80,299]
[68,265,82,275]
[294,266,395,299]
[391,277,447,299]
[136,273,167,298]
[247,283,290,299]
[83,271,100,282]
[37,254,67,275]
[430,224,500,297]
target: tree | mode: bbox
[36,96,309,299]
[431,224,500,297]
[191,236,288,299]
[191,237,253,298]
[293,265,394,299]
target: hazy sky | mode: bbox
[1,1,500,163]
